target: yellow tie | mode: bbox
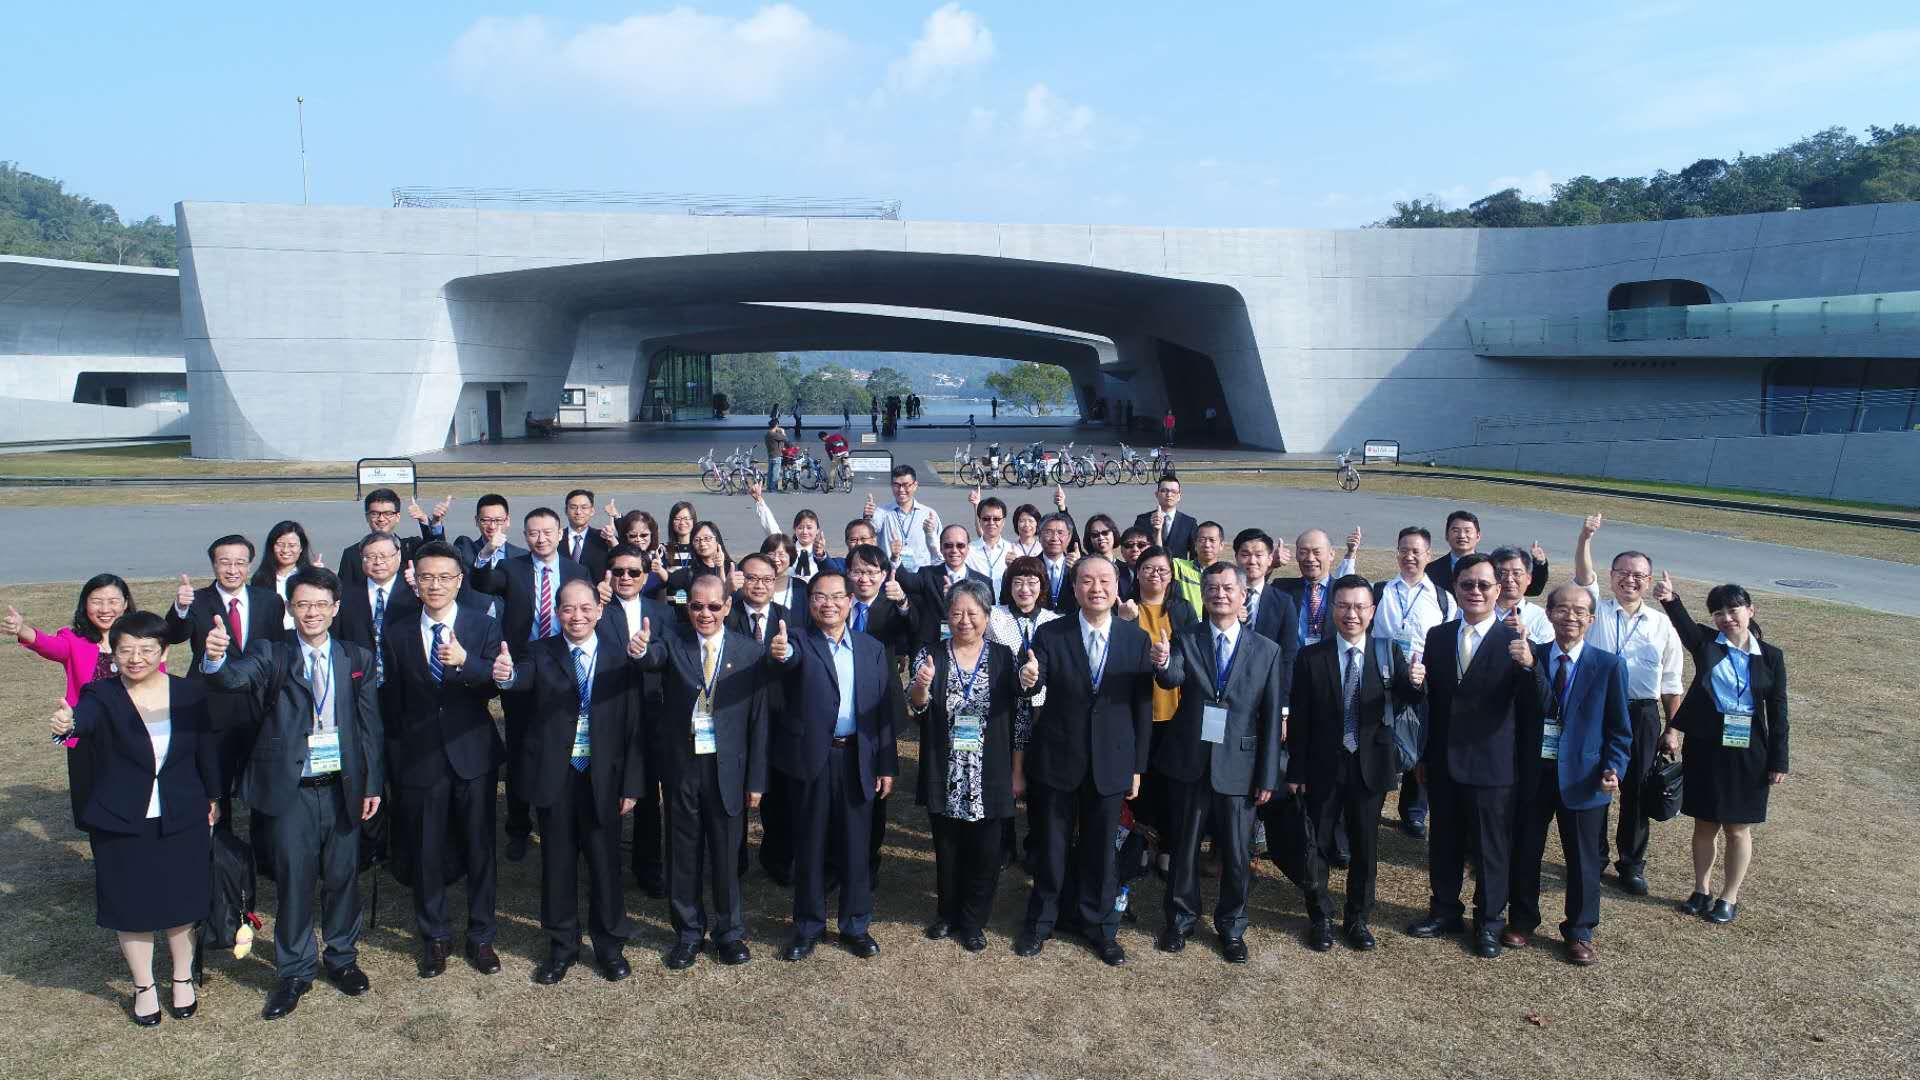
[1459,627,1479,678]
[698,637,719,712]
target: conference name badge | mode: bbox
[1395,624,1423,661]
[673,589,688,606]
[572,715,592,760]
[1201,704,1229,744]
[940,621,952,640]
[1540,721,1561,760]
[1721,711,1753,749]
[951,717,984,753]
[307,730,343,774]
[692,708,718,755]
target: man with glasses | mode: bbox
[906,524,992,645]
[339,488,444,588]
[1571,513,1684,896]
[866,465,941,573]
[965,493,1015,595]
[560,489,611,580]
[168,533,287,814]
[453,494,526,619]
[1132,475,1196,560]
[598,545,675,898]
[1424,510,1550,597]
[1037,514,1078,615]
[1490,546,1555,645]
[1172,521,1228,614]
[729,552,805,883]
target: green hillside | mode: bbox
[0,163,176,267]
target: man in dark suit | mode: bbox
[560,488,613,581]
[452,494,526,619]
[728,552,804,883]
[770,569,899,960]
[1231,529,1302,682]
[1132,474,1195,560]
[381,541,504,979]
[847,544,916,877]
[903,524,993,645]
[332,532,420,695]
[1505,584,1631,966]
[497,579,645,984]
[337,488,443,588]
[631,574,771,970]
[201,566,383,1020]
[1404,554,1542,959]
[1287,575,1416,952]
[167,533,287,805]
[1424,510,1549,597]
[1036,514,1079,616]
[1149,562,1285,963]
[600,544,675,898]
[1014,555,1154,966]
[470,506,590,860]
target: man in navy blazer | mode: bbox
[1505,584,1631,966]
[598,544,675,897]
[903,524,994,646]
[452,493,527,618]
[166,533,288,803]
[770,569,900,960]
[1132,474,1196,560]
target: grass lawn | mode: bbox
[0,561,1912,1079]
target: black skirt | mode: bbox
[90,817,210,932]
[1681,711,1772,825]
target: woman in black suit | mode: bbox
[49,610,220,1026]
[1654,576,1788,925]
[251,520,317,629]
[908,578,1023,952]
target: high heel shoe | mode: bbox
[166,976,198,1019]
[129,983,161,1027]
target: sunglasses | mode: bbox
[610,567,645,578]
[1457,580,1498,593]
[687,602,726,613]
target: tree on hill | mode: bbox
[793,363,872,413]
[984,362,1071,416]
[0,163,176,267]
[865,365,912,403]
[713,352,794,412]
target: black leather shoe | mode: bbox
[1614,869,1650,896]
[166,977,198,1020]
[130,982,161,1027]
[1308,921,1335,952]
[597,952,631,982]
[261,978,310,1020]
[1706,899,1738,924]
[842,932,880,959]
[716,940,752,966]
[1679,891,1713,917]
[959,930,988,952]
[1406,915,1466,938]
[1400,819,1427,839]
[1330,852,1351,870]
[532,956,573,985]
[1221,937,1250,964]
[1344,923,1377,951]
[782,936,819,962]
[1088,936,1127,967]
[419,938,450,979]
[465,941,502,975]
[1473,932,1503,959]
[664,941,703,970]
[1156,927,1189,953]
[1012,932,1046,957]
[326,965,370,996]
[505,834,528,862]
[924,921,952,941]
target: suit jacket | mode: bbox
[634,626,770,817]
[68,675,219,835]
[1286,636,1414,795]
[338,520,441,587]
[559,528,612,582]
[849,593,915,658]
[1153,622,1285,796]
[1518,642,1632,811]
[470,553,591,647]
[206,638,385,817]
[771,627,900,796]
[904,565,993,645]
[1241,584,1302,702]
[1036,556,1080,617]
[450,537,527,616]
[1132,509,1196,561]
[1023,615,1154,796]
[915,641,1022,819]
[601,593,675,707]
[164,585,287,731]
[1413,617,1541,788]
[504,634,645,826]
[1662,597,1790,774]
[332,578,422,664]
[382,605,505,787]
[1425,552,1549,598]
[1272,576,1335,646]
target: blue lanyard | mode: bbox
[1395,579,1424,623]
[1213,631,1241,698]
[951,643,987,712]
[697,637,724,700]
[1613,608,1644,649]
[1725,648,1750,700]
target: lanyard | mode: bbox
[1015,613,1034,654]
[1613,607,1645,649]
[1724,648,1750,700]
[1394,578,1424,624]
[1213,631,1241,699]
[697,637,724,701]
[951,643,988,712]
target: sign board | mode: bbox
[356,458,418,499]
[1362,440,1400,465]
[859,433,878,445]
[847,450,894,476]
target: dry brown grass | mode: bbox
[0,569,1914,1080]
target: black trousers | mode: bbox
[1397,768,1428,825]
[1510,779,1606,942]
[757,771,794,878]
[789,744,876,938]
[930,814,1004,933]
[1603,699,1664,874]
[265,778,362,982]
[537,767,634,962]
[1164,772,1256,939]
[1024,779,1124,941]
[501,693,533,838]
[666,753,746,945]
[1426,770,1515,934]
[1304,753,1389,926]
[401,767,497,945]
[629,773,666,887]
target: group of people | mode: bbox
[9,470,1791,1027]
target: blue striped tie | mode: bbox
[372,586,388,686]
[571,646,591,772]
[429,623,445,683]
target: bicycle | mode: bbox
[697,449,730,494]
[1336,448,1360,492]
[1001,441,1051,488]
[724,446,761,494]
[1148,446,1176,482]
[1114,443,1148,484]
[953,444,996,487]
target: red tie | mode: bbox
[227,597,244,655]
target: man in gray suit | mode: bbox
[203,566,384,1020]
[1149,560,1286,963]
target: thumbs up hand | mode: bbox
[176,574,195,611]
[1116,598,1139,621]
[769,619,790,661]
[438,627,466,668]
[2,605,22,639]
[922,513,936,538]
[628,617,652,659]
[204,613,230,663]
[1053,484,1067,511]
[1508,619,1534,668]
[1150,627,1171,670]
[883,568,907,604]
[597,571,614,605]
[912,654,935,692]
[968,487,981,510]
[432,494,454,523]
[51,702,75,739]
[1580,512,1604,539]
[1654,571,1675,602]
[1408,657,1427,688]
[889,534,904,560]
[1019,649,1041,691]
[493,643,515,683]
[604,497,619,521]
[863,493,876,519]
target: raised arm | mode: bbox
[1573,514,1601,588]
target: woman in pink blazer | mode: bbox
[6,574,156,829]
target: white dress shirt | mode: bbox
[1371,574,1450,649]
[872,500,941,572]
[1580,584,1685,700]
[967,537,1015,595]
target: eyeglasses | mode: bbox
[1610,570,1651,582]
[366,509,401,520]
[415,573,461,586]
[1203,584,1241,594]
[1457,580,1498,593]
[1121,539,1151,549]
[687,602,726,613]
[1137,565,1170,577]
[213,559,251,571]
[291,600,335,614]
[114,644,164,659]
[1494,569,1528,582]
[610,567,645,578]
[477,516,510,527]
[1089,529,1113,539]
[743,574,777,585]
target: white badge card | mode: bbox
[1201,704,1229,744]
[673,589,689,606]
[307,730,343,774]
[1396,623,1423,662]
[940,621,952,640]
[1540,721,1561,760]
[951,717,984,753]
[1721,711,1753,749]
[572,715,592,760]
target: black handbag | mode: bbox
[1642,751,1684,822]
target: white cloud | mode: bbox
[448,6,849,110]
[888,3,995,92]
[1019,83,1094,144]
[1616,27,1920,131]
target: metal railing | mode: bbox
[1467,289,1920,349]
[1474,387,1920,444]
[390,187,902,219]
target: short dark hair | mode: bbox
[476,493,510,517]
[1233,528,1274,555]
[207,533,255,562]
[565,488,595,506]
[809,569,851,596]
[1013,503,1043,529]
[1489,545,1533,574]
[1706,583,1753,612]
[738,552,775,575]
[525,506,562,529]
[364,488,401,512]
[1612,549,1653,572]
[1040,512,1074,533]
[1331,573,1374,604]
[1157,474,1180,489]
[1397,526,1432,547]
[760,533,795,561]
[72,574,134,642]
[1445,510,1480,531]
[890,464,917,482]
[1194,520,1224,541]
[847,544,890,573]
[412,539,464,571]
[108,610,169,651]
[1451,552,1494,584]
[288,565,341,601]
[977,496,1007,519]
[1200,560,1246,590]
[845,518,874,545]
[608,543,646,564]
[1119,526,1152,546]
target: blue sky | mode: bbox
[8,2,1917,228]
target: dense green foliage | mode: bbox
[0,163,176,267]
[1375,125,1920,229]
[983,362,1071,416]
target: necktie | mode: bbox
[853,601,869,633]
[227,597,244,656]
[1215,631,1232,696]
[571,646,591,772]
[1087,631,1106,693]
[1342,646,1362,752]
[1554,654,1571,718]
[536,565,553,638]
[572,534,583,562]
[372,587,387,686]
[1307,583,1324,634]
[308,647,331,733]
[698,638,719,714]
[1049,561,1062,603]
[1459,627,1479,678]
[751,611,764,642]
[1247,588,1260,626]
[429,623,445,683]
